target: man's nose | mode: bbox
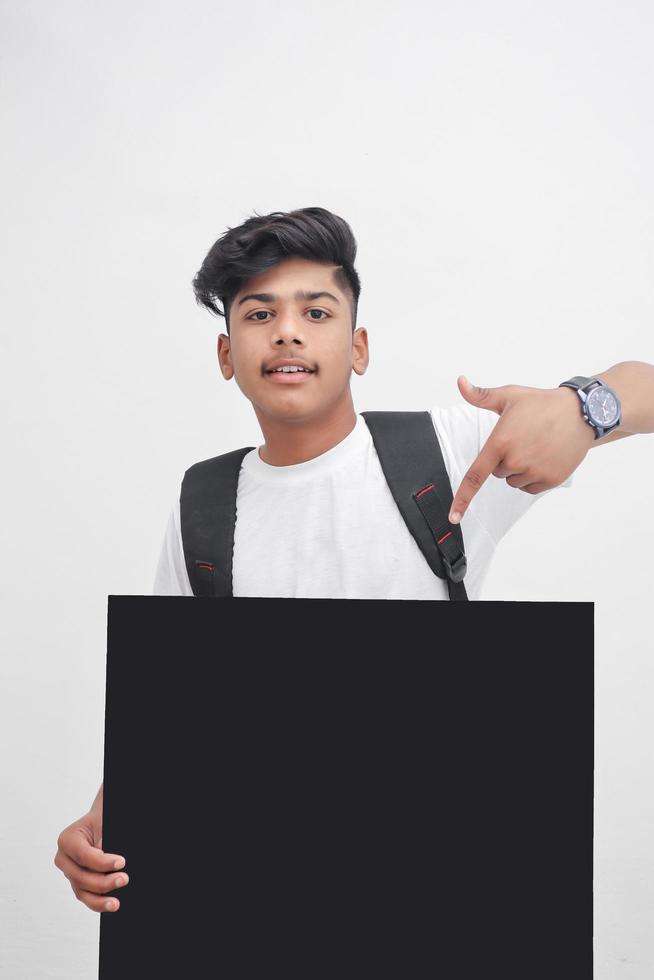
[272,317,306,344]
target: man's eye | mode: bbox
[245,309,330,322]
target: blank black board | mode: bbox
[99,596,593,979]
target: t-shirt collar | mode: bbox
[242,412,369,484]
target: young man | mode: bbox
[55,206,654,911]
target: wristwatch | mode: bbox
[558,375,622,440]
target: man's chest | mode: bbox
[231,476,450,600]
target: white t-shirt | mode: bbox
[153,405,572,600]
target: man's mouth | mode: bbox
[264,364,316,382]
[267,366,314,374]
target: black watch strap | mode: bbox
[558,375,600,392]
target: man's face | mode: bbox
[217,257,369,424]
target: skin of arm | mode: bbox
[448,360,654,522]
[589,360,654,442]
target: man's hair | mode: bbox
[191,206,361,334]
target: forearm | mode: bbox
[594,360,654,434]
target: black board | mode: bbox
[99,597,593,979]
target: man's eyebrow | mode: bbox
[237,290,341,306]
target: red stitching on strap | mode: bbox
[416,484,434,498]
[437,531,452,545]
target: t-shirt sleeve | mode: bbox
[152,494,194,596]
[430,403,573,547]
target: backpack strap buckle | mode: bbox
[434,531,468,584]
[414,483,467,584]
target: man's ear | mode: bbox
[352,327,369,376]
[217,333,234,380]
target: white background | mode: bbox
[1,0,653,976]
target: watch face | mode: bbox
[587,385,620,426]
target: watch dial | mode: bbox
[587,386,619,426]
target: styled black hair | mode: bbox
[191,206,361,334]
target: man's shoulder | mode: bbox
[428,403,498,466]
[183,444,257,476]
[429,402,496,434]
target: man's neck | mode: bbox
[255,396,358,466]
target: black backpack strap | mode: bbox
[180,446,255,597]
[361,411,469,601]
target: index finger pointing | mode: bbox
[449,438,503,523]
